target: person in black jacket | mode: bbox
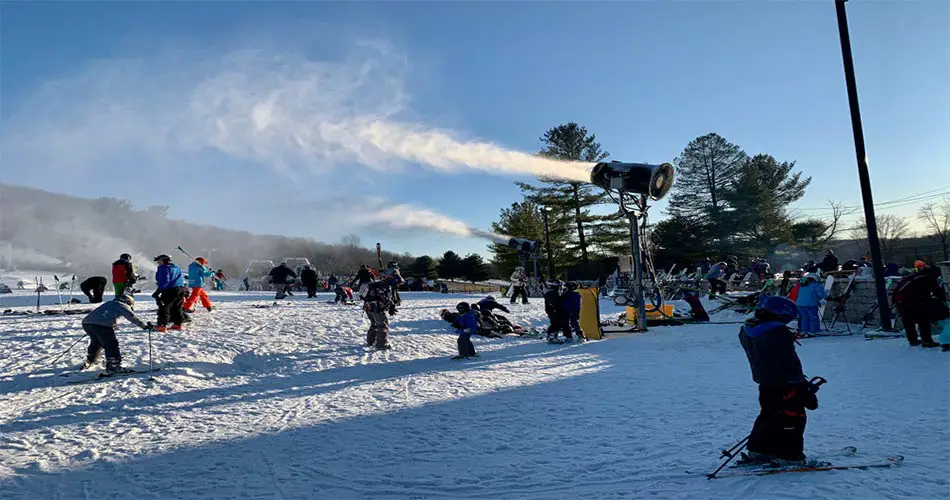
[300,265,319,298]
[892,261,948,348]
[543,281,571,343]
[353,265,374,287]
[268,263,298,301]
[80,276,108,303]
[818,250,839,273]
[738,295,819,465]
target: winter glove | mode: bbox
[786,381,820,411]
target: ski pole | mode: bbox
[176,246,194,260]
[47,336,86,368]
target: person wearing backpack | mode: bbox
[892,261,947,348]
[362,281,394,350]
[111,253,138,297]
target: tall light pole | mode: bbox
[835,0,893,330]
[541,206,555,279]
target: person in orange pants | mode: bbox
[184,257,215,313]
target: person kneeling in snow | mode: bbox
[334,284,354,304]
[81,292,152,374]
[452,302,479,359]
[739,295,819,466]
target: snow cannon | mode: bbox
[507,238,540,254]
[589,161,674,201]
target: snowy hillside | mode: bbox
[0,292,947,499]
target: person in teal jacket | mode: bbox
[795,274,827,334]
[184,257,215,313]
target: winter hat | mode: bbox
[485,295,495,301]
[754,295,798,324]
[120,253,132,261]
[456,302,471,313]
[914,260,927,269]
[153,254,171,264]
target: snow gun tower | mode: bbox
[507,238,542,295]
[590,161,674,332]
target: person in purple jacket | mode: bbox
[452,302,480,360]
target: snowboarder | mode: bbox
[81,291,152,374]
[80,276,107,303]
[795,273,827,335]
[268,262,298,301]
[183,257,215,313]
[362,280,394,350]
[453,302,479,359]
[562,282,586,341]
[707,262,727,297]
[111,253,138,297]
[508,266,529,304]
[153,254,186,332]
[738,295,819,465]
[543,280,570,342]
[892,261,947,348]
[300,265,319,298]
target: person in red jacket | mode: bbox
[111,253,138,297]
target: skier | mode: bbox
[153,254,186,332]
[562,282,586,342]
[111,253,138,297]
[795,273,827,336]
[543,280,570,343]
[300,265,319,298]
[892,260,947,348]
[334,284,354,304]
[183,257,215,313]
[268,262,297,301]
[707,262,728,298]
[81,291,152,374]
[79,276,107,303]
[362,280,394,350]
[213,269,227,291]
[381,261,404,306]
[508,266,529,304]
[476,295,510,314]
[453,302,480,359]
[738,295,819,465]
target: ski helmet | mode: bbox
[120,253,132,261]
[456,302,471,313]
[196,257,207,265]
[754,295,798,324]
[485,295,495,302]
[153,254,171,263]
[115,292,135,307]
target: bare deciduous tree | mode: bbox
[918,197,950,260]
[851,214,910,261]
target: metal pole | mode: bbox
[542,208,555,278]
[621,195,647,332]
[835,0,893,330]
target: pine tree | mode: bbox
[517,123,610,265]
[408,255,439,279]
[489,200,570,278]
[460,254,491,282]
[436,251,464,279]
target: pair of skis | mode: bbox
[699,446,903,479]
[64,367,161,384]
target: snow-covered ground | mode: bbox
[0,291,947,499]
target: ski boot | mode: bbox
[170,324,183,331]
[375,344,392,351]
[155,325,168,333]
[183,308,196,314]
[942,345,950,352]
[734,451,774,467]
[206,305,215,312]
[921,340,940,348]
[82,351,102,370]
[105,358,134,375]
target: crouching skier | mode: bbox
[452,302,479,359]
[81,292,152,374]
[362,281,394,350]
[738,295,821,466]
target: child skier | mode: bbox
[453,302,480,359]
[738,295,820,465]
[213,269,227,290]
[81,291,152,374]
[183,257,215,313]
[153,254,186,332]
[362,280,394,350]
[706,262,727,298]
[795,273,827,335]
[334,284,354,304]
[562,282,586,342]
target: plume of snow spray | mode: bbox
[353,201,511,245]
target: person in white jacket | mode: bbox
[509,266,529,304]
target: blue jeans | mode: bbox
[798,305,821,334]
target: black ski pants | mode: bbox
[747,384,807,461]
[509,286,528,304]
[305,283,317,298]
[83,323,120,363]
[156,287,185,327]
[898,305,936,345]
[708,278,727,295]
[457,331,477,357]
[546,313,572,339]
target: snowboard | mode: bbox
[818,275,836,321]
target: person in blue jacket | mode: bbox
[152,254,186,332]
[452,302,480,359]
[562,282,585,342]
[183,257,215,313]
[707,262,728,297]
[795,273,827,335]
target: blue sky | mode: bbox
[3,1,948,259]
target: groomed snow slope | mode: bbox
[0,292,947,499]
